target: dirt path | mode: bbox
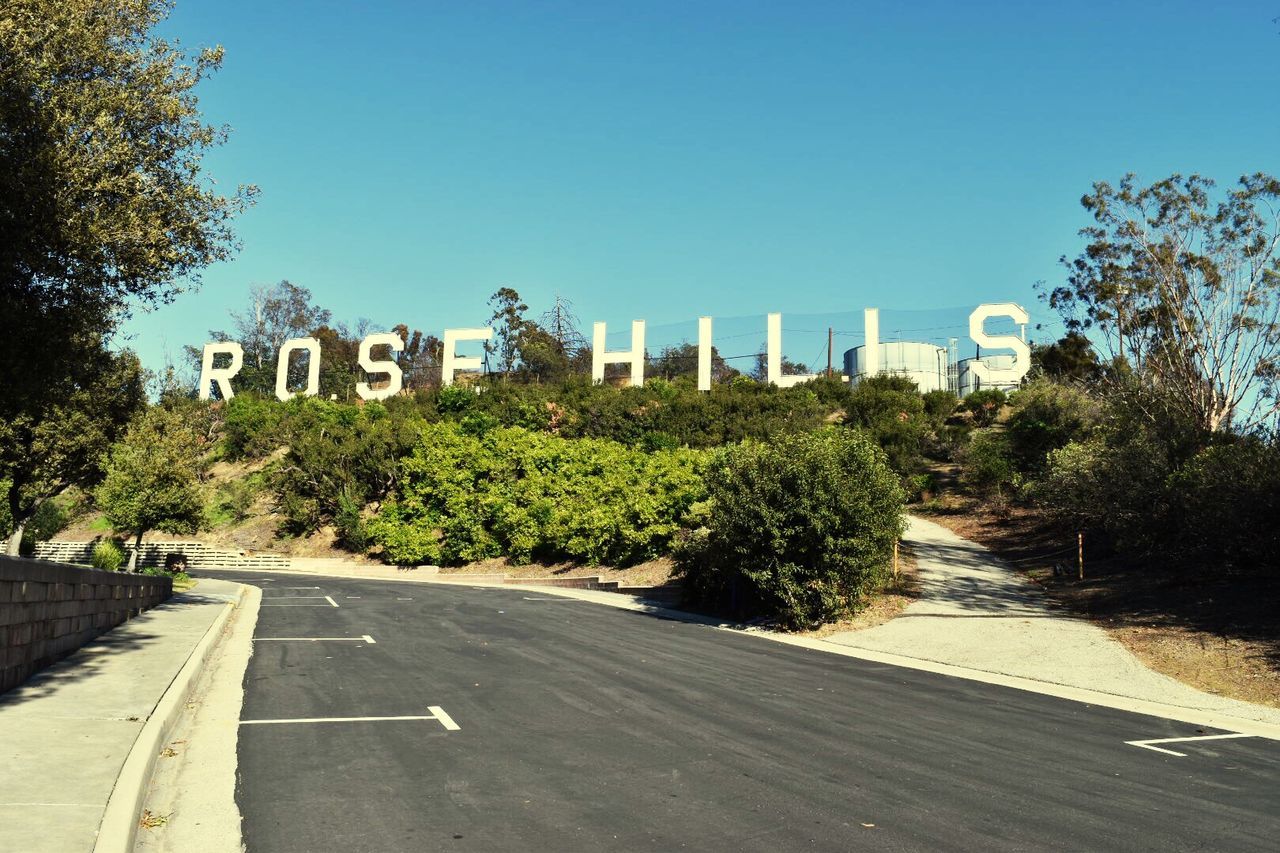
[822,516,1280,726]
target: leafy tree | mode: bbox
[95,406,207,570]
[312,319,374,401]
[0,0,255,325]
[1046,173,1280,433]
[1031,332,1101,382]
[1,0,251,553]
[198,281,332,396]
[486,287,528,376]
[1,339,145,555]
[751,347,809,381]
[516,322,573,382]
[392,324,444,390]
[649,343,739,383]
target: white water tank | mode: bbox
[843,342,949,393]
[957,354,1020,397]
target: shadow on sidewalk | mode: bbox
[0,592,220,708]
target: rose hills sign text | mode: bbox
[197,303,1030,401]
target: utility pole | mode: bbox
[827,327,834,376]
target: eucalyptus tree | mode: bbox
[1047,173,1280,434]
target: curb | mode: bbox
[92,582,253,853]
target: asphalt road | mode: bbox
[199,569,1280,852]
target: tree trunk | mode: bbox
[5,520,26,557]
[128,530,143,571]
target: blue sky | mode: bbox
[123,0,1280,372]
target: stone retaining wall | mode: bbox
[0,556,172,694]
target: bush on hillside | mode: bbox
[92,539,125,572]
[1166,439,1280,571]
[960,429,1018,498]
[842,375,930,474]
[367,422,707,566]
[1004,380,1098,474]
[220,377,838,461]
[273,400,426,536]
[222,395,285,459]
[962,389,1007,427]
[673,429,905,629]
[922,390,959,428]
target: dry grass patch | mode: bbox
[438,557,677,587]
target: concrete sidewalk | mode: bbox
[822,516,1280,726]
[0,579,243,853]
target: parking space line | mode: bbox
[254,635,376,644]
[1126,732,1257,757]
[259,596,335,604]
[241,705,459,731]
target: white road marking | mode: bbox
[241,706,458,731]
[346,596,362,599]
[261,595,328,599]
[280,586,322,589]
[253,635,376,644]
[259,596,335,604]
[396,597,413,601]
[427,705,460,730]
[521,597,579,602]
[325,595,339,608]
[1126,732,1257,757]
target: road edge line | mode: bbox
[91,582,257,853]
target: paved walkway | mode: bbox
[823,516,1280,726]
[0,579,241,853]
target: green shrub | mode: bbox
[843,375,929,474]
[140,565,190,583]
[962,389,1007,427]
[368,422,707,566]
[1034,433,1173,555]
[903,472,938,503]
[92,539,125,572]
[961,429,1018,498]
[674,429,905,628]
[272,399,425,538]
[1164,438,1280,570]
[222,395,284,460]
[1005,380,1098,474]
[922,390,959,427]
[209,476,261,527]
[333,491,370,551]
